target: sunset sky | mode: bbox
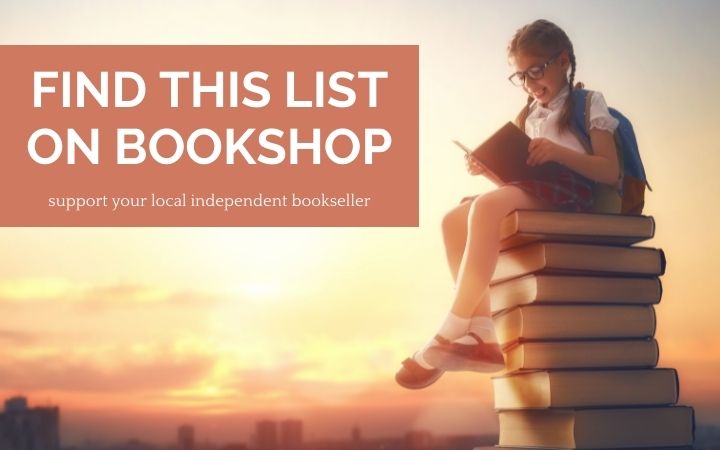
[1,0,720,446]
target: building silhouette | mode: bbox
[404,430,433,450]
[221,444,248,450]
[0,396,60,450]
[178,424,194,450]
[349,425,362,450]
[279,420,302,450]
[255,420,277,450]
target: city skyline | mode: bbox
[3,395,720,449]
[0,395,503,449]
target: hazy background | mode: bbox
[1,0,719,445]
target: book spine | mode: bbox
[653,338,660,367]
[660,248,667,275]
[650,214,656,237]
[650,305,658,337]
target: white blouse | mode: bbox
[524,85,619,155]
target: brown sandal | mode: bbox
[423,332,505,373]
[395,356,444,390]
[395,335,449,389]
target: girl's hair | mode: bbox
[508,19,580,132]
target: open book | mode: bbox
[453,122,563,185]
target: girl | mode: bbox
[396,19,622,389]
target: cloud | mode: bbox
[0,277,224,308]
[0,329,37,345]
[0,352,216,392]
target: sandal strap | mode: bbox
[434,334,451,345]
[467,331,485,345]
[402,357,431,374]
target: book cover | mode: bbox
[492,304,657,348]
[454,121,564,184]
[492,368,679,409]
[498,406,695,449]
[491,242,666,284]
[503,339,660,372]
[489,274,662,314]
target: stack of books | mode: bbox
[474,209,695,450]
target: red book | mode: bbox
[454,121,563,184]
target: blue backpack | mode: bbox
[569,88,652,215]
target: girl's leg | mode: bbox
[413,186,552,369]
[441,199,493,317]
[441,188,550,317]
[450,185,553,319]
[441,199,472,284]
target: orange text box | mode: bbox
[0,45,419,226]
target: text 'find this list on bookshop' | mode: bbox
[0,45,419,226]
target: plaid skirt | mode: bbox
[460,169,595,213]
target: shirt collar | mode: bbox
[530,84,570,112]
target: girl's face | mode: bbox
[510,49,569,106]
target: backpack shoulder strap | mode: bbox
[569,88,593,153]
[583,90,592,134]
[571,88,626,186]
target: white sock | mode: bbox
[436,311,472,341]
[413,312,471,369]
[413,338,440,369]
[454,315,498,344]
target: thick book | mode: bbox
[503,339,659,372]
[497,406,695,449]
[489,274,662,314]
[492,368,678,409]
[454,121,563,185]
[499,209,656,251]
[491,242,666,285]
[493,304,656,348]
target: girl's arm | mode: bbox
[528,129,620,185]
[557,129,620,184]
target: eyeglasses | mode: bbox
[508,52,562,87]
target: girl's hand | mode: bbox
[527,137,563,166]
[465,153,486,176]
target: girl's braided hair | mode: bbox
[508,19,581,132]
